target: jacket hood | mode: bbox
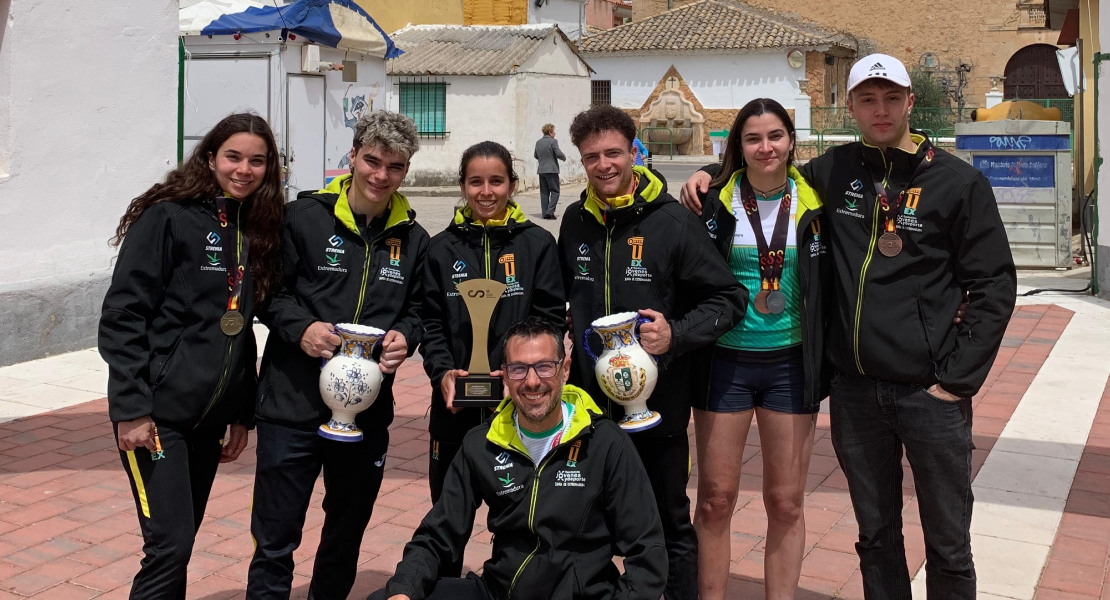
[582,166,667,225]
[716,166,823,226]
[310,174,415,235]
[451,200,530,229]
[487,384,603,458]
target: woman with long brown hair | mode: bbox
[98,112,284,599]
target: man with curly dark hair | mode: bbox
[558,105,749,600]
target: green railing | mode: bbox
[1015,98,1075,123]
[638,127,674,159]
[810,106,975,134]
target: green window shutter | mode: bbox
[399,82,447,136]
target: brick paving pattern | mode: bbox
[0,305,1085,599]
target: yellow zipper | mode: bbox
[503,428,586,597]
[603,231,612,315]
[352,234,373,322]
[852,159,893,374]
[484,229,491,278]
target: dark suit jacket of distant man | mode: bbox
[534,135,566,174]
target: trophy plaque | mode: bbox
[454,278,507,407]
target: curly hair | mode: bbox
[569,106,636,149]
[111,113,284,301]
[541,123,555,136]
[352,110,420,160]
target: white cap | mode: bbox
[847,54,911,93]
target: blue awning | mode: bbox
[182,0,402,58]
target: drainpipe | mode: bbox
[178,37,185,165]
[1092,52,1109,295]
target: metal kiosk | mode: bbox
[954,120,1072,268]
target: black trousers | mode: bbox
[538,173,561,217]
[631,431,698,600]
[247,420,389,600]
[367,572,491,600]
[428,437,468,578]
[830,375,976,600]
[117,422,225,600]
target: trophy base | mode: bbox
[454,375,504,407]
[318,420,364,442]
[618,410,661,433]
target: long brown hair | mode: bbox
[112,113,284,301]
[711,98,797,189]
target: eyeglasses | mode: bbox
[503,360,561,380]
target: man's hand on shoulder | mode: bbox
[679,171,712,216]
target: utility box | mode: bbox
[955,120,1072,268]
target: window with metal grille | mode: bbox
[397,79,448,138]
[591,80,611,107]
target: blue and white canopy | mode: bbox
[180,0,402,58]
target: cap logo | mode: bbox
[870,62,885,70]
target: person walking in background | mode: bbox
[633,136,648,166]
[100,113,285,600]
[534,123,566,220]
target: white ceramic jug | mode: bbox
[318,324,384,441]
[583,311,661,432]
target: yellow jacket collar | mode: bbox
[718,166,823,226]
[453,200,528,228]
[583,165,664,225]
[862,132,927,155]
[328,174,412,235]
[486,384,603,456]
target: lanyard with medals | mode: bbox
[868,141,935,258]
[739,177,792,315]
[214,196,249,336]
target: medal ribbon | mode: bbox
[867,141,935,237]
[214,197,249,313]
[739,177,792,295]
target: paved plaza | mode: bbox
[0,271,1108,599]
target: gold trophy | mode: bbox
[454,279,507,407]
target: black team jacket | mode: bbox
[99,198,257,429]
[256,175,428,430]
[384,387,667,600]
[421,202,566,443]
[700,131,1016,397]
[557,166,748,436]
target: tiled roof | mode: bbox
[387,24,565,76]
[578,0,851,55]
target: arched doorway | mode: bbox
[1004,44,1069,99]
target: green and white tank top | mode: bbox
[716,175,803,352]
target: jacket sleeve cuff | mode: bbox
[385,578,423,600]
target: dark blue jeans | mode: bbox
[830,374,976,600]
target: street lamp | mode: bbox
[916,52,973,123]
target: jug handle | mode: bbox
[634,317,657,357]
[582,327,598,362]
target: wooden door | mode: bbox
[1004,44,1069,99]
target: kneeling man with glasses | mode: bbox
[369,317,667,600]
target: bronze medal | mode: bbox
[878,232,903,258]
[220,310,245,336]
[753,290,771,314]
[766,290,787,314]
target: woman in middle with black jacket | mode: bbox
[421,141,566,571]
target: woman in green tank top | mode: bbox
[689,99,830,600]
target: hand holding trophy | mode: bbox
[453,279,507,407]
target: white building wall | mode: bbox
[515,34,591,188]
[0,0,178,365]
[388,75,518,187]
[529,0,585,40]
[319,46,390,182]
[586,52,806,110]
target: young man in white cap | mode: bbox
[680,54,1017,599]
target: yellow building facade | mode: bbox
[355,0,531,33]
